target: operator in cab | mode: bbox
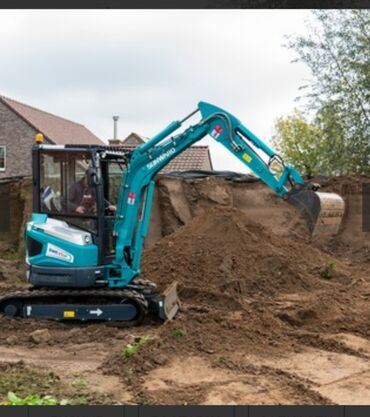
[66,171,116,216]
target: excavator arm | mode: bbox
[110,102,344,288]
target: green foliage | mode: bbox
[71,377,88,389]
[284,10,370,174]
[3,392,70,406]
[212,355,226,366]
[121,335,151,361]
[173,328,186,338]
[272,110,325,177]
[320,261,336,279]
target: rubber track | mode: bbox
[0,287,149,325]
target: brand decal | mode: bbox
[210,125,223,139]
[127,191,136,205]
[242,152,253,163]
[146,147,176,170]
[46,243,74,264]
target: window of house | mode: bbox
[0,146,5,171]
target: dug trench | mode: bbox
[0,175,369,405]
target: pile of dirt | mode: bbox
[155,176,311,243]
[142,206,351,299]
[0,176,370,405]
[99,203,370,405]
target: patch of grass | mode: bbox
[71,377,88,390]
[2,392,70,406]
[73,395,89,405]
[0,365,60,398]
[320,260,336,279]
[121,335,151,361]
[212,355,226,366]
[0,363,112,405]
[173,328,186,338]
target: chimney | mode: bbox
[113,115,119,140]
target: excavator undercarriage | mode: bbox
[0,280,179,323]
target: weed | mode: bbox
[212,355,226,366]
[173,328,186,338]
[320,261,336,279]
[121,335,151,361]
[3,392,70,406]
[73,395,89,405]
[71,377,88,389]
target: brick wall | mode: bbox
[0,100,38,179]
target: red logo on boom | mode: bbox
[211,125,223,139]
[128,192,136,205]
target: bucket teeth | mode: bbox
[286,184,345,237]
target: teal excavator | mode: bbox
[0,102,345,323]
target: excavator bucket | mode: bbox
[286,184,345,237]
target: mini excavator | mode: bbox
[0,102,345,323]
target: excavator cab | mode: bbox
[34,146,117,256]
[2,143,180,323]
[28,145,125,282]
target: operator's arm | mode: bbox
[104,198,116,214]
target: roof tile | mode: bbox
[119,144,212,173]
[1,95,103,146]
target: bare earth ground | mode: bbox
[0,176,369,405]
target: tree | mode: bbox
[272,111,327,178]
[283,10,370,174]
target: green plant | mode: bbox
[71,377,88,389]
[320,261,336,279]
[3,392,70,406]
[121,335,151,361]
[212,355,226,366]
[74,395,89,405]
[173,328,185,338]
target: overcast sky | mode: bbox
[0,10,312,172]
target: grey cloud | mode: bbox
[0,10,311,170]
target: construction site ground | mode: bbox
[0,176,369,405]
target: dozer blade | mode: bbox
[286,184,345,237]
[155,281,180,321]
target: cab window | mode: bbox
[39,150,97,232]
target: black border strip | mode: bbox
[1,0,370,8]
[0,405,369,417]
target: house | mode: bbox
[0,95,104,179]
[108,132,213,173]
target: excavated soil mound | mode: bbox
[0,177,370,405]
[142,206,351,300]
